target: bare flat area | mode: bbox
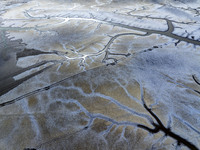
[0,0,200,149]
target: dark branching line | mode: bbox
[1,8,200,150]
[138,83,198,149]
[138,102,199,150]
[13,79,200,150]
[192,75,200,86]
[192,75,200,95]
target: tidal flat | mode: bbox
[0,0,200,149]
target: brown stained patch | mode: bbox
[94,81,138,107]
[151,102,169,126]
[94,80,148,115]
[48,101,65,112]
[48,69,64,84]
[32,116,167,150]
[110,124,117,133]
[41,130,108,150]
[112,140,129,150]
[58,60,81,76]
[84,54,105,70]
[132,128,150,149]
[106,86,138,109]
[28,96,38,107]
[105,126,122,149]
[0,102,24,115]
[0,117,16,139]
[33,114,79,149]
[41,93,49,104]
[48,113,69,128]
[113,126,124,137]
[78,119,88,126]
[80,96,150,126]
[152,131,164,142]
[49,43,65,52]
[115,78,127,86]
[59,78,72,88]
[160,137,175,150]
[74,80,92,94]
[35,113,56,139]
[72,37,105,54]
[104,125,170,150]
[149,35,170,44]
[78,112,89,119]
[115,111,152,128]
[110,36,132,52]
[164,137,176,145]
[132,43,144,50]
[49,87,83,100]
[124,126,134,139]
[110,43,129,54]
[94,79,116,94]
[91,118,111,133]
[80,96,109,113]
[64,35,100,54]
[79,45,101,54]
[106,125,153,150]
[20,116,36,136]
[126,80,141,100]
[65,102,80,111]
[14,116,36,149]
[44,103,89,132]
[143,88,155,107]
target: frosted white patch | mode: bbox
[13,62,53,80]
[16,54,60,68]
